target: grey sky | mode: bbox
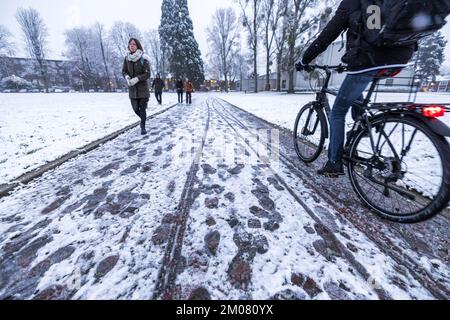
[0,0,232,60]
[1,0,450,68]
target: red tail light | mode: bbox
[422,106,446,118]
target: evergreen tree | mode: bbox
[170,0,205,87]
[159,0,175,78]
[415,31,447,82]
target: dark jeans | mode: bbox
[155,91,162,104]
[328,70,378,163]
[177,90,184,103]
[130,98,148,129]
[186,92,192,104]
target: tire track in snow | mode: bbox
[153,100,211,299]
[210,99,392,300]
[215,97,449,299]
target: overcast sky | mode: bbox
[1,0,450,68]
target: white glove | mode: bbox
[129,77,139,86]
[125,75,131,86]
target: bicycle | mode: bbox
[293,64,450,223]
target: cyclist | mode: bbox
[297,0,416,177]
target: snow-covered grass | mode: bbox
[0,92,178,184]
[215,91,450,133]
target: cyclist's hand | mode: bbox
[295,62,314,72]
[336,64,347,74]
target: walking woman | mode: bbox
[176,78,184,103]
[122,38,151,135]
[184,78,193,105]
[152,73,164,105]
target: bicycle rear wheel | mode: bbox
[293,103,327,163]
[347,115,450,223]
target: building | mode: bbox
[0,56,83,91]
[238,73,277,92]
[422,78,450,93]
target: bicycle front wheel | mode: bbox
[347,115,450,223]
[293,103,327,163]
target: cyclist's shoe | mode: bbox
[317,161,345,178]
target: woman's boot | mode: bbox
[141,121,147,135]
[140,105,147,135]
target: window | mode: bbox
[385,79,394,87]
[282,80,286,89]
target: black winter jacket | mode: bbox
[302,0,416,72]
[152,78,165,92]
[176,80,184,91]
[122,57,151,99]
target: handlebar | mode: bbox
[296,63,348,74]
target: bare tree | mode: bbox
[274,0,289,91]
[144,29,162,77]
[261,0,284,91]
[230,51,251,91]
[95,23,113,91]
[16,7,49,92]
[205,50,223,80]
[0,25,14,78]
[108,22,142,88]
[284,0,319,93]
[206,8,239,92]
[0,25,13,56]
[64,27,93,90]
[237,0,263,93]
[109,22,142,58]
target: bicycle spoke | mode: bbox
[294,105,325,162]
[379,122,399,152]
[400,128,418,164]
[347,114,448,219]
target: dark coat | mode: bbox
[152,78,165,92]
[176,80,184,91]
[302,0,416,72]
[122,57,150,99]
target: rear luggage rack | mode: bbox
[369,102,450,116]
[371,72,422,104]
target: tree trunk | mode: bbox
[266,50,270,91]
[113,73,120,91]
[253,0,258,93]
[100,44,111,91]
[265,25,270,91]
[253,47,258,93]
[287,38,295,94]
[288,68,295,94]
[276,53,282,92]
[222,53,229,92]
[240,65,243,92]
[224,73,229,93]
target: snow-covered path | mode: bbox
[0,95,448,300]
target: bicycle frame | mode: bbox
[316,66,447,157]
[307,64,450,160]
[296,64,450,221]
[313,65,381,155]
